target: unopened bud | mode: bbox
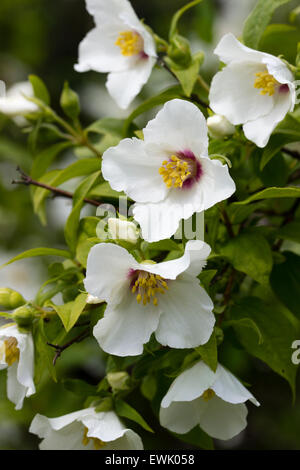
[167,34,192,67]
[214,327,224,345]
[108,218,139,244]
[207,115,235,139]
[107,371,130,392]
[0,288,25,310]
[13,305,35,328]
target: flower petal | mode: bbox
[75,25,136,73]
[86,0,140,27]
[199,396,248,440]
[209,62,274,125]
[102,136,167,203]
[159,399,202,434]
[143,99,209,157]
[93,293,160,356]
[84,243,138,306]
[0,82,38,116]
[212,364,260,406]
[6,362,27,410]
[214,33,268,65]
[243,88,294,147]
[161,361,216,407]
[155,277,215,348]
[184,240,211,277]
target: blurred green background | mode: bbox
[0,0,299,450]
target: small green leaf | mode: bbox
[1,248,71,269]
[195,330,218,372]
[50,293,88,332]
[63,378,97,397]
[234,187,300,205]
[31,141,74,179]
[260,132,300,170]
[221,232,273,284]
[243,0,292,49]
[60,81,80,120]
[167,52,204,97]
[29,74,50,105]
[114,399,154,433]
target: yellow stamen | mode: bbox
[4,337,19,367]
[201,388,215,401]
[115,31,143,57]
[132,271,168,306]
[159,155,191,189]
[82,427,106,450]
[254,71,279,96]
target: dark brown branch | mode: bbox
[47,327,90,365]
[282,147,300,161]
[12,167,101,207]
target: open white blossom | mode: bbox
[75,0,157,109]
[0,81,38,118]
[102,99,236,242]
[160,360,260,440]
[0,323,35,410]
[30,408,143,450]
[84,240,215,356]
[209,33,296,148]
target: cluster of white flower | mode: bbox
[2,0,298,451]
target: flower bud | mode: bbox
[13,305,35,328]
[207,115,235,139]
[108,218,139,244]
[107,371,130,392]
[167,34,192,68]
[0,288,25,310]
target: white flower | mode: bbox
[29,408,143,450]
[0,323,35,410]
[108,217,139,244]
[209,33,296,148]
[102,99,236,242]
[0,81,38,117]
[207,114,235,139]
[86,293,103,304]
[160,360,260,441]
[75,0,157,109]
[84,240,215,357]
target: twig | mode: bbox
[282,147,300,161]
[47,327,90,365]
[12,167,101,207]
[220,206,234,238]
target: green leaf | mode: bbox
[1,248,71,269]
[86,118,124,137]
[234,187,300,205]
[64,171,100,253]
[222,318,263,345]
[168,52,204,97]
[172,427,214,450]
[260,133,300,170]
[123,86,183,135]
[29,74,50,105]
[243,0,292,49]
[259,24,300,63]
[60,81,80,120]
[221,232,273,284]
[32,157,100,222]
[33,319,57,383]
[50,293,88,332]
[270,252,300,320]
[195,330,218,372]
[89,181,123,201]
[276,221,300,244]
[169,0,203,39]
[114,399,154,433]
[230,296,298,396]
[31,141,74,179]
[141,375,157,401]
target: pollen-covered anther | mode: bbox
[159,155,191,189]
[82,427,106,450]
[254,71,279,96]
[201,388,215,401]
[132,272,168,306]
[4,337,20,367]
[115,31,144,57]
